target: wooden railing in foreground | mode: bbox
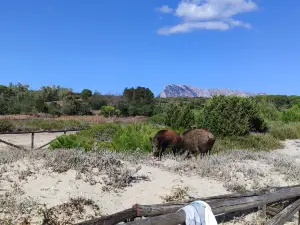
[76,184,300,225]
[0,129,82,150]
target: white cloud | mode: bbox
[156,0,258,35]
[157,5,173,13]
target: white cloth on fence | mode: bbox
[178,200,218,225]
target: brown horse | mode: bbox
[150,129,183,160]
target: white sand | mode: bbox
[1,133,300,224]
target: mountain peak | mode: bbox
[159,84,266,98]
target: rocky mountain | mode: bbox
[159,84,266,98]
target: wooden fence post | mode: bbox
[31,132,34,150]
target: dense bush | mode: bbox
[257,100,282,121]
[148,114,165,125]
[0,120,14,132]
[164,103,195,130]
[281,105,300,123]
[47,102,62,116]
[198,95,267,136]
[100,105,120,118]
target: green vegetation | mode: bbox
[0,120,14,132]
[49,123,163,153]
[100,105,120,118]
[2,82,300,154]
[198,95,267,136]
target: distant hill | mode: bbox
[159,84,266,98]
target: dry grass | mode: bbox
[0,148,149,224]
[39,197,101,224]
[0,114,147,124]
[160,186,192,203]
[0,148,148,192]
[133,148,300,193]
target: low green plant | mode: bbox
[49,123,163,152]
[212,133,282,153]
[268,121,300,140]
[49,134,94,151]
[0,120,14,132]
[111,123,162,152]
[148,114,165,125]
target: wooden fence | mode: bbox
[76,184,300,225]
[0,129,82,151]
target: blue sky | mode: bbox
[0,0,299,96]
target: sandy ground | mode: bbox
[1,133,300,224]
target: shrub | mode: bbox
[47,102,62,116]
[148,114,165,125]
[76,101,93,116]
[268,121,300,140]
[257,100,282,121]
[111,123,161,152]
[281,105,300,123]
[0,120,14,132]
[49,123,163,152]
[81,89,92,100]
[49,123,120,151]
[212,133,281,153]
[100,105,118,118]
[164,104,195,130]
[198,95,267,136]
[49,134,94,151]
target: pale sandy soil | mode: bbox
[0,133,300,224]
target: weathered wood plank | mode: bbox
[31,132,34,150]
[0,138,28,151]
[125,186,300,225]
[76,185,300,225]
[126,211,186,225]
[266,198,300,225]
[75,207,136,225]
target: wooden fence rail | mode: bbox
[76,185,300,225]
[0,129,82,150]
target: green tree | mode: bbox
[198,95,267,136]
[81,89,93,100]
[100,105,118,118]
[164,103,195,130]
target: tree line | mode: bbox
[1,83,300,121]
